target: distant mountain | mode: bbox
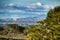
[0,17,41,26]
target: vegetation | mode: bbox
[0,27,4,31]
[24,6,60,40]
[0,24,25,37]
[0,6,60,40]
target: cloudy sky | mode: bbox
[0,0,60,19]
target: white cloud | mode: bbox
[36,13,41,14]
[35,12,47,15]
[0,9,25,13]
[0,2,56,13]
[43,5,50,9]
[26,2,55,13]
[8,3,15,7]
[27,2,42,8]
[36,2,42,6]
[8,10,24,12]
[43,5,55,9]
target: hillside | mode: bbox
[24,6,60,40]
[0,6,60,40]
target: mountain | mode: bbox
[0,17,41,26]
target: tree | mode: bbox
[45,6,60,40]
[7,24,25,33]
[0,24,25,36]
[25,6,60,40]
[0,27,4,31]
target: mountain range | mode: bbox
[0,17,42,27]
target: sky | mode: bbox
[0,0,60,19]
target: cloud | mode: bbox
[7,10,25,12]
[42,5,55,9]
[0,2,55,13]
[35,13,41,15]
[0,9,25,13]
[8,3,15,7]
[27,2,42,8]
